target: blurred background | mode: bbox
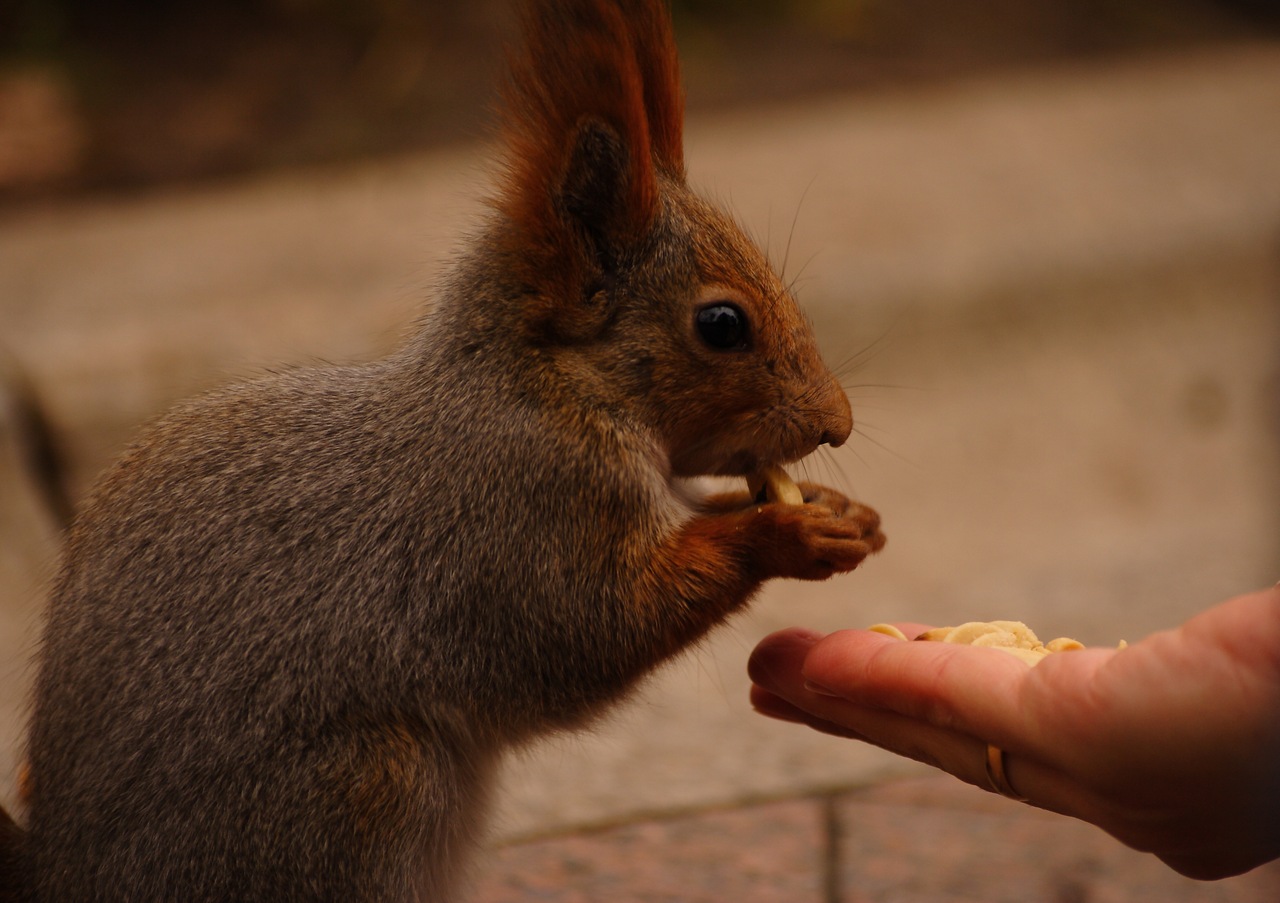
[2,0,1279,198]
[2,2,1279,900]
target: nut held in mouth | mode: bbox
[747,464,804,505]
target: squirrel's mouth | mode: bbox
[705,443,817,480]
[670,432,823,479]
[669,411,831,478]
[712,450,765,478]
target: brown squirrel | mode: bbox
[2,1,885,900]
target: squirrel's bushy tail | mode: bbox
[0,346,73,530]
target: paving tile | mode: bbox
[847,774,1030,815]
[466,798,828,903]
[835,777,1280,902]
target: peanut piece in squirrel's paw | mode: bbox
[746,464,804,506]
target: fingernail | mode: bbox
[804,680,844,698]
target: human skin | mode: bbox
[747,586,1280,880]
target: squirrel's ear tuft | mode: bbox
[620,0,684,178]
[495,0,686,328]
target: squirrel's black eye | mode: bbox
[696,303,749,350]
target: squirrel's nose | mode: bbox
[817,379,853,448]
[820,423,849,448]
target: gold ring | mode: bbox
[985,744,1029,802]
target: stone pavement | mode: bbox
[2,41,1279,900]
[472,776,1280,902]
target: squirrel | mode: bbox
[1,1,885,900]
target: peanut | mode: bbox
[746,464,804,506]
[866,620,1123,666]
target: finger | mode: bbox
[747,628,824,693]
[1155,848,1267,882]
[753,670,1015,797]
[750,632,1125,824]
[752,631,1003,784]
[749,684,810,724]
[749,686,867,741]
[799,628,1050,752]
[776,689,1111,824]
[749,630,909,742]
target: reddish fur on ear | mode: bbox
[498,0,685,275]
[615,0,685,178]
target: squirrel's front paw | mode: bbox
[798,484,885,548]
[752,491,885,581]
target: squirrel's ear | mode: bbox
[495,0,685,337]
[560,118,636,267]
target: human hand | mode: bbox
[747,586,1280,880]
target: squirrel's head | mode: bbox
[494,0,851,478]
